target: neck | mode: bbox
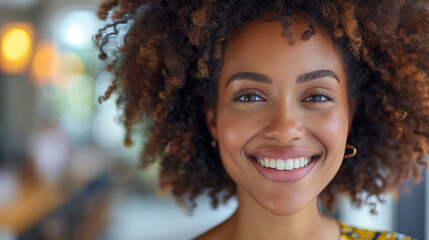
[223,188,338,240]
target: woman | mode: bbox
[96,0,429,239]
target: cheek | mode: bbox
[217,108,262,152]
[304,108,349,161]
[215,107,268,183]
[325,115,348,154]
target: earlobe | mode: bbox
[204,103,218,141]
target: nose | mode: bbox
[262,102,306,142]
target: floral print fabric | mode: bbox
[339,221,415,240]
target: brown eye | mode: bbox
[232,88,266,102]
[303,95,331,102]
[301,88,335,104]
[235,94,264,102]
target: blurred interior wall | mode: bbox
[396,178,427,240]
[0,74,37,165]
[38,0,100,40]
[0,8,39,165]
[425,170,429,240]
[0,0,101,166]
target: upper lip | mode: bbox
[247,148,321,160]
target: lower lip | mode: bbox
[249,156,318,183]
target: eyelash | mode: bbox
[232,88,335,103]
[301,88,336,104]
[232,88,266,102]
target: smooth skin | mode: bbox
[199,17,352,240]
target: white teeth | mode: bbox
[276,160,285,170]
[264,158,270,168]
[256,156,314,171]
[270,159,276,168]
[294,159,300,169]
[300,157,305,168]
[285,159,294,170]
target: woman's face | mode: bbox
[205,19,351,216]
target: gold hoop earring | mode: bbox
[344,144,357,159]
[395,110,408,121]
[211,140,217,148]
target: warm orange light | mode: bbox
[61,52,84,75]
[50,51,85,89]
[31,41,60,85]
[2,29,30,61]
[0,22,34,74]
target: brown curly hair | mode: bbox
[95,0,429,211]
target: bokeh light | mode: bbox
[58,10,99,48]
[60,108,93,141]
[91,72,124,148]
[51,51,85,89]
[61,52,84,75]
[0,22,34,74]
[2,29,30,61]
[31,41,60,85]
[66,74,94,113]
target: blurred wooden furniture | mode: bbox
[0,173,110,240]
[0,180,65,234]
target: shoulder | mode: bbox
[339,221,416,240]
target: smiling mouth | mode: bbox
[248,155,321,171]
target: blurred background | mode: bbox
[0,0,427,239]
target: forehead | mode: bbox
[221,20,345,81]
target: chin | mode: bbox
[266,206,304,216]
[255,192,315,216]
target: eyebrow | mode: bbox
[225,69,340,88]
[297,69,340,84]
[225,72,272,87]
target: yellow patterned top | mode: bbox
[339,221,415,240]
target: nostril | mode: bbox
[262,128,306,142]
[262,119,305,142]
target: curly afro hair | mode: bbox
[95,0,429,211]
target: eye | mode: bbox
[232,88,266,102]
[301,88,335,104]
[236,94,264,102]
[303,95,331,102]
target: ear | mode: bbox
[204,102,218,141]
